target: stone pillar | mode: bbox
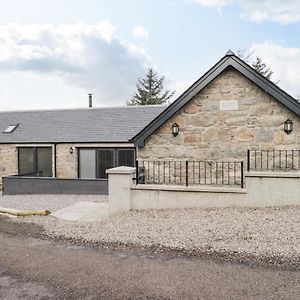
[106,166,136,216]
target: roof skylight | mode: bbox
[2,124,18,134]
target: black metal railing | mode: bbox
[136,160,244,188]
[247,150,300,171]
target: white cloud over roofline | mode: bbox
[251,42,300,99]
[187,0,300,24]
[0,21,155,109]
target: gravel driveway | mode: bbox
[1,195,300,268]
[0,194,107,211]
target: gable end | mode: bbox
[133,53,300,147]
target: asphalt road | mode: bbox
[0,217,300,300]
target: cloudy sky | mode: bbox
[0,0,300,110]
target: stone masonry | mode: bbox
[0,144,78,182]
[0,144,18,184]
[138,68,300,163]
[56,144,78,178]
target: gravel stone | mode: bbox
[0,194,107,211]
[1,195,300,266]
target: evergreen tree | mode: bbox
[128,68,175,105]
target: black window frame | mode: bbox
[78,147,136,179]
[17,147,53,177]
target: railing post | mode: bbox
[241,161,244,189]
[185,161,188,187]
[135,160,139,185]
[247,150,250,172]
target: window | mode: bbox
[79,148,135,179]
[79,149,96,179]
[18,147,52,177]
[3,124,18,134]
[117,149,135,167]
[97,149,115,179]
[18,148,35,175]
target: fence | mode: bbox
[136,160,244,188]
[247,150,300,171]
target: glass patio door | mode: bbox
[96,149,114,179]
[18,147,52,177]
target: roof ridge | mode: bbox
[0,104,167,114]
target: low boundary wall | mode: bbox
[2,176,108,195]
[107,167,300,216]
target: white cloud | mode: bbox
[250,42,300,99]
[0,21,153,110]
[187,0,232,7]
[132,25,149,42]
[171,80,192,98]
[187,0,300,24]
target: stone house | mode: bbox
[133,51,300,165]
[1,50,300,193]
[0,106,164,185]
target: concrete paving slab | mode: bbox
[51,201,109,222]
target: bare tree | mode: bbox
[237,49,274,81]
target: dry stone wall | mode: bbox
[138,68,300,162]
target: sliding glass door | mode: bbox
[18,147,52,177]
[117,149,135,167]
[79,148,135,179]
[78,149,96,179]
[96,149,115,179]
[18,147,35,176]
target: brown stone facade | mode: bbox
[56,144,78,178]
[0,144,18,183]
[138,69,300,162]
[0,143,135,183]
[0,143,78,182]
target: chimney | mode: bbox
[88,94,93,108]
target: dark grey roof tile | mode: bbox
[0,105,166,143]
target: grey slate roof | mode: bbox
[0,105,166,143]
[133,50,300,147]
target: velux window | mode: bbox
[79,148,135,179]
[18,147,53,177]
[2,124,18,134]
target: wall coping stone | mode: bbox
[246,171,300,178]
[106,166,136,174]
[131,184,247,194]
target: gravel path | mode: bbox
[1,195,300,267]
[0,194,107,211]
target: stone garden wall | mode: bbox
[138,68,300,162]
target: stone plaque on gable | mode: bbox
[219,100,238,111]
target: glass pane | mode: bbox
[97,149,114,179]
[117,149,135,167]
[37,147,53,177]
[79,149,96,179]
[18,148,35,176]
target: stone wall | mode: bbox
[138,68,300,162]
[0,144,18,183]
[56,144,78,178]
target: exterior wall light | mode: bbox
[172,123,179,137]
[284,119,293,134]
[69,147,74,154]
